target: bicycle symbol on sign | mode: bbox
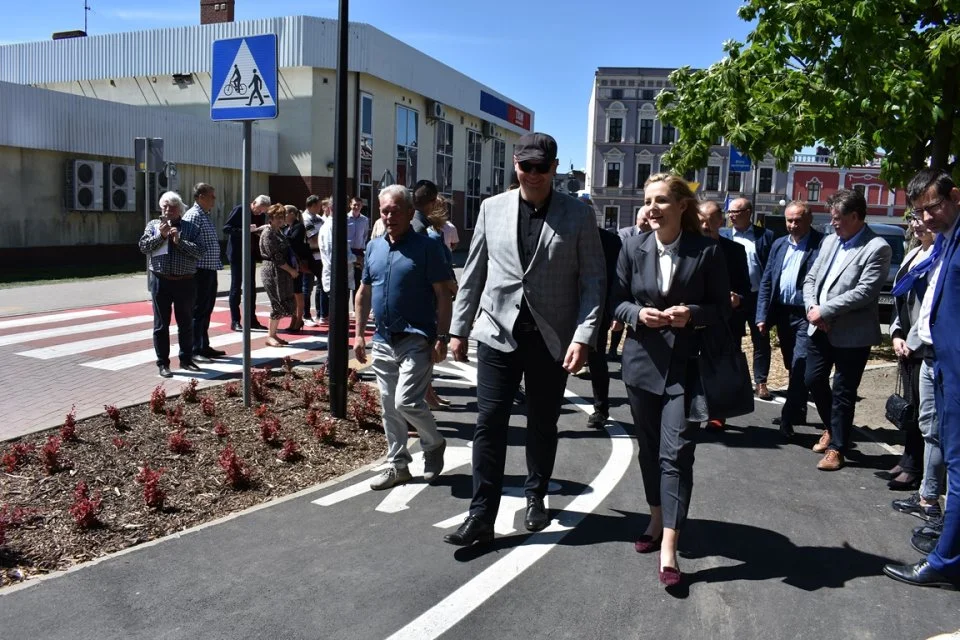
[224,64,247,96]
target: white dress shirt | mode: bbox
[918,218,957,344]
[655,233,681,296]
[731,226,762,292]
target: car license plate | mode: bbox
[879,294,894,306]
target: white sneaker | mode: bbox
[303,318,317,327]
[370,466,412,490]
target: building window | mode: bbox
[638,118,653,144]
[729,171,742,192]
[642,88,655,101]
[806,179,821,202]
[662,123,676,145]
[605,162,621,188]
[358,93,374,213]
[683,169,696,183]
[706,165,720,191]
[604,206,619,230]
[491,139,506,195]
[435,120,454,197]
[759,167,773,193]
[395,105,418,188]
[853,184,866,197]
[611,88,623,100]
[465,130,482,230]
[636,162,652,188]
[608,117,623,143]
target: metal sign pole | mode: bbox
[241,121,253,408]
[329,0,350,418]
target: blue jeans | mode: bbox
[919,358,945,500]
[301,273,315,318]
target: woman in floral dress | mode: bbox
[259,204,298,346]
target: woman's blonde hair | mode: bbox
[427,194,449,231]
[643,172,701,234]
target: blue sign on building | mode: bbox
[728,146,752,173]
[211,34,278,121]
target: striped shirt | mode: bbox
[138,218,203,275]
[182,203,223,270]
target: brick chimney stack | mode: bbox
[200,0,235,25]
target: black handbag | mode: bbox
[697,325,755,420]
[885,362,916,430]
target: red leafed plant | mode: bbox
[181,378,199,403]
[69,482,102,529]
[112,437,127,450]
[135,464,166,510]
[254,404,269,419]
[104,404,125,430]
[251,368,271,402]
[317,384,329,402]
[224,381,240,398]
[0,505,28,547]
[167,429,193,454]
[309,411,337,444]
[282,375,294,392]
[40,436,66,474]
[150,385,167,414]
[213,421,230,439]
[165,404,185,429]
[347,368,359,391]
[348,400,366,426]
[279,439,301,462]
[60,404,78,441]
[259,416,281,447]
[301,382,316,408]
[200,396,217,417]
[282,356,294,374]
[313,364,328,383]
[218,446,251,489]
[2,442,33,473]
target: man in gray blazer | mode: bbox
[802,189,892,471]
[443,132,606,546]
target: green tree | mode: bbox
[658,0,960,187]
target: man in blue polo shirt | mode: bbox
[354,184,453,490]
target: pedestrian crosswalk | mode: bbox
[0,296,350,381]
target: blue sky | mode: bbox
[5,0,755,169]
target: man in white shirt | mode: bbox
[441,219,459,251]
[346,196,371,291]
[301,195,325,326]
[319,202,355,315]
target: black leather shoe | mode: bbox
[231,322,243,332]
[779,421,795,439]
[911,527,941,555]
[158,365,173,378]
[181,362,202,373]
[524,495,549,532]
[193,355,212,364]
[587,411,608,429]
[202,348,227,358]
[443,516,494,546]
[250,322,268,332]
[883,560,958,589]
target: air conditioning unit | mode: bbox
[149,169,179,212]
[64,159,104,211]
[426,99,446,121]
[481,121,497,138]
[105,163,136,212]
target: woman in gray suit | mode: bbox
[611,173,731,586]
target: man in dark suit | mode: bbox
[586,223,623,428]
[884,168,960,589]
[223,195,270,331]
[699,199,751,428]
[720,198,775,399]
[756,201,823,438]
[802,189,892,471]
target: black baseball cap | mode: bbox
[514,133,557,164]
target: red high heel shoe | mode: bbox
[634,534,662,553]
[659,561,682,587]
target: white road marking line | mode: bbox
[386,394,634,640]
[375,446,473,514]
[433,486,542,536]
[83,331,247,371]
[196,336,329,373]
[0,315,154,347]
[0,309,116,330]
[16,323,223,360]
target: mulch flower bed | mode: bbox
[0,361,384,588]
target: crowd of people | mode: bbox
[139,134,958,593]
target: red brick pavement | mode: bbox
[1,295,366,442]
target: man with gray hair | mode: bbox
[223,194,271,332]
[138,192,203,378]
[183,183,226,362]
[354,184,452,490]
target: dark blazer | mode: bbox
[756,228,824,326]
[717,236,751,338]
[931,225,960,384]
[598,227,623,312]
[720,223,775,275]
[223,204,266,264]
[889,246,929,351]
[612,230,731,396]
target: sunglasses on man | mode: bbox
[518,160,553,174]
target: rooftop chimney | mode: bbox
[201,0,235,25]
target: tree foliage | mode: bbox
[658,0,960,187]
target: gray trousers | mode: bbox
[371,334,444,468]
[626,385,699,530]
[919,358,945,500]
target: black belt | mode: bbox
[155,273,194,281]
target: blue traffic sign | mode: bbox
[211,34,278,121]
[728,146,752,173]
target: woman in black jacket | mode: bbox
[611,173,731,587]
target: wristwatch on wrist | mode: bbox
[436,334,450,344]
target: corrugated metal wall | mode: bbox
[0,81,277,172]
[0,16,533,134]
